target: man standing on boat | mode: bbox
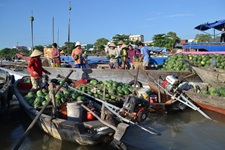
[71,41,86,68]
[138,42,150,70]
[220,28,225,43]
[27,49,51,90]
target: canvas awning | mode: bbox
[195,19,225,31]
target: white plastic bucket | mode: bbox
[66,101,83,122]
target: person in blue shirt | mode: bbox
[138,42,149,70]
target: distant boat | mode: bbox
[0,69,14,113]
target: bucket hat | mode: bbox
[30,49,43,57]
[75,41,81,47]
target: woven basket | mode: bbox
[133,62,143,69]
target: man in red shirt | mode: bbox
[28,49,51,90]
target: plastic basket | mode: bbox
[133,62,143,69]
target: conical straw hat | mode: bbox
[121,43,128,49]
[108,42,116,47]
[30,49,43,57]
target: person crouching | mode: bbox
[28,49,51,91]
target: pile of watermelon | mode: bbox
[24,88,85,108]
[200,86,225,97]
[77,79,134,101]
[161,53,225,71]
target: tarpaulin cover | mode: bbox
[195,19,225,31]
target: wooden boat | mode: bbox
[185,91,225,115]
[0,69,14,113]
[13,77,120,146]
[43,67,201,87]
[190,65,225,88]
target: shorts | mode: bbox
[75,64,86,68]
[31,77,42,90]
[143,60,149,66]
[52,62,61,67]
[109,62,119,69]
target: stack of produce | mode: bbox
[161,53,225,71]
[200,86,225,97]
[25,88,85,108]
[77,79,134,101]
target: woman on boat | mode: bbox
[108,42,119,69]
[71,41,86,68]
[127,44,140,69]
[27,49,51,90]
[51,43,61,67]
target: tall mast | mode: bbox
[30,10,34,51]
[68,0,71,54]
[52,17,55,43]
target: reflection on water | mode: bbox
[1,107,225,150]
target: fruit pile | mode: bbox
[200,86,225,97]
[25,88,85,108]
[77,79,134,101]
[161,53,225,71]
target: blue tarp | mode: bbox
[195,19,225,31]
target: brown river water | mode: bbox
[1,97,225,150]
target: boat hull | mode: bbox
[191,66,225,88]
[43,67,201,87]
[185,91,225,115]
[13,79,115,145]
[0,69,14,113]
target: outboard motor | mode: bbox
[120,96,149,123]
[162,75,179,92]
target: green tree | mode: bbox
[194,34,212,42]
[94,38,109,52]
[34,45,44,52]
[152,32,180,49]
[112,34,132,45]
[60,42,75,55]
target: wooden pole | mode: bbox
[52,17,54,43]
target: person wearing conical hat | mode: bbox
[71,41,86,68]
[60,50,65,56]
[119,43,129,69]
[108,42,119,69]
[117,40,124,67]
[27,49,51,90]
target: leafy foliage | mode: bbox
[112,34,133,45]
[194,34,212,42]
[33,45,44,52]
[94,38,109,51]
[152,32,180,48]
[60,42,75,55]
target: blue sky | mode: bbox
[0,0,225,49]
